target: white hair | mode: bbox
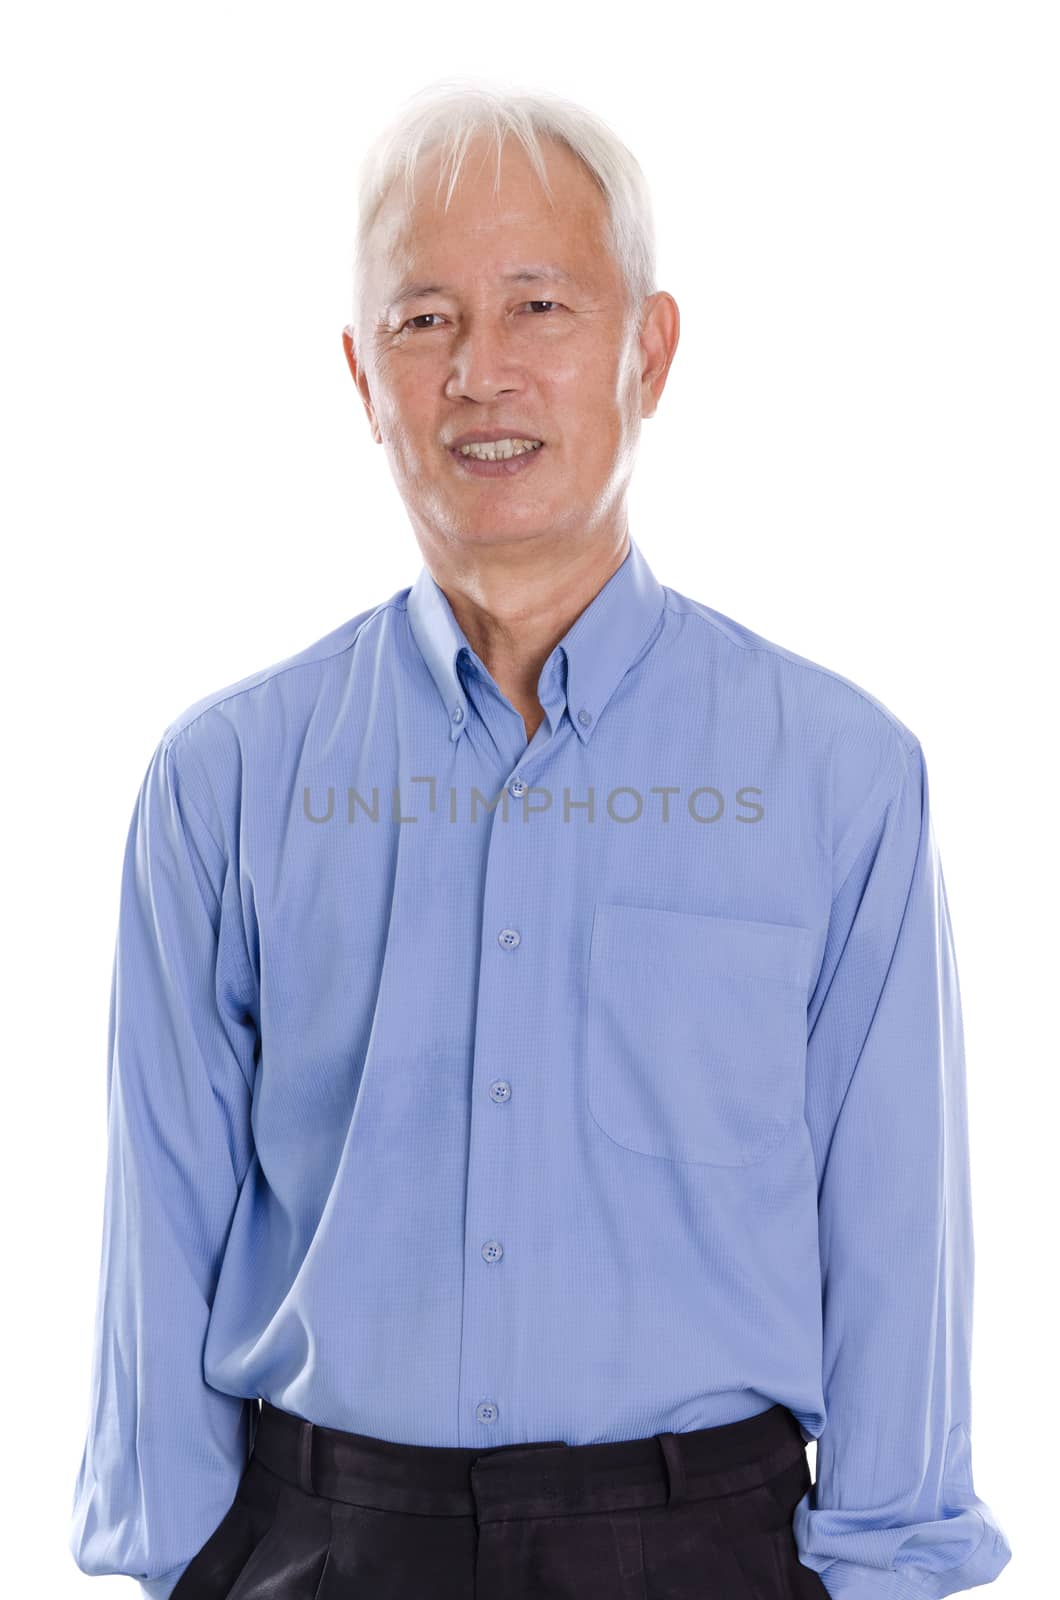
[348,76,657,349]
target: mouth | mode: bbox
[447,439,547,480]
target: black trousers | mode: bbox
[170,1398,831,1599]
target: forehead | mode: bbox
[369,134,613,302]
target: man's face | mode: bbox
[345,134,667,557]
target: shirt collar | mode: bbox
[405,537,667,745]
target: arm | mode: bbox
[792,737,1013,1599]
[68,731,258,1599]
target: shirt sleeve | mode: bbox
[68,732,259,1598]
[792,736,1013,1599]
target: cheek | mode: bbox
[549,349,623,423]
[555,388,624,466]
[373,354,429,414]
[378,387,432,458]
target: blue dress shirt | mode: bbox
[68,537,1012,1600]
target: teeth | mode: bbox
[457,438,543,460]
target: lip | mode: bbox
[448,440,547,480]
[446,428,544,448]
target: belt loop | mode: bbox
[657,1431,686,1506]
[298,1418,315,1495]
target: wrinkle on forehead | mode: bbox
[360,133,620,336]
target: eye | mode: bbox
[399,300,564,332]
[403,313,446,331]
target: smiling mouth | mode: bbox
[450,439,544,461]
[447,440,548,479]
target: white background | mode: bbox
[2,3,1053,1595]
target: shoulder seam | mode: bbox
[664,594,920,757]
[160,735,228,866]
[160,602,401,753]
[159,739,259,1045]
[830,732,921,905]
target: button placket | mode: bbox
[468,739,557,1438]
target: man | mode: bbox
[69,81,1013,1600]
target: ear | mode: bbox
[342,326,382,444]
[637,292,681,421]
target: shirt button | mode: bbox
[497,928,521,949]
[489,1080,512,1103]
[481,1240,503,1263]
[476,1401,499,1424]
[451,706,464,723]
[577,707,592,726]
[509,776,527,797]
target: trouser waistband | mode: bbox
[249,1398,808,1524]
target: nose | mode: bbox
[443,318,525,405]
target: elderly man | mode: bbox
[69,81,1012,1600]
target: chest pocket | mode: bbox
[586,903,815,1167]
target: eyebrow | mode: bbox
[386,263,581,311]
